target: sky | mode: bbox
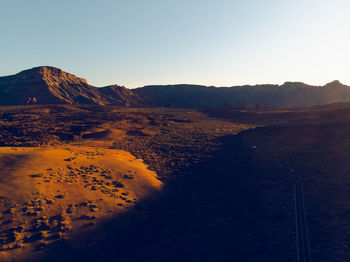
[1,0,349,88]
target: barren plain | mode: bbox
[0,104,349,261]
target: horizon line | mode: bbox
[1,65,347,89]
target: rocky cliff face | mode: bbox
[0,66,103,105]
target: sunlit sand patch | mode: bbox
[0,146,162,261]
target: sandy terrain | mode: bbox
[0,145,162,261]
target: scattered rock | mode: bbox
[30,173,43,178]
[55,194,64,199]
[112,181,124,188]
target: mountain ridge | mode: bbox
[1,66,349,109]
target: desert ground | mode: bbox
[0,104,349,261]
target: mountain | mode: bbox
[134,81,350,109]
[0,66,103,105]
[1,66,350,108]
[0,66,141,106]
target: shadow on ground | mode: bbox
[34,134,296,262]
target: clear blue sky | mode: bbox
[1,0,349,88]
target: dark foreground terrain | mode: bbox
[0,104,349,261]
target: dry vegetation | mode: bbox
[0,105,249,179]
[0,105,250,261]
[0,104,349,261]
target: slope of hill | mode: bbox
[99,85,144,107]
[1,66,350,108]
[0,145,162,262]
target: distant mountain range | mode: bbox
[1,66,350,109]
